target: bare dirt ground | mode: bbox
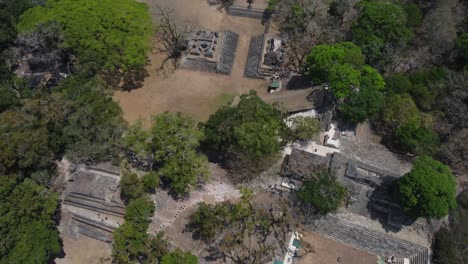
[232,0,269,9]
[300,232,377,264]
[114,0,268,125]
[55,233,112,264]
[148,163,241,254]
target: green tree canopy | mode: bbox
[0,110,53,174]
[340,82,384,124]
[0,177,61,264]
[305,41,365,86]
[396,156,457,218]
[305,42,385,123]
[288,116,321,142]
[404,3,422,28]
[18,0,153,72]
[120,170,144,201]
[203,90,287,158]
[160,248,198,264]
[189,202,229,241]
[382,93,421,129]
[351,1,412,63]
[296,169,346,215]
[112,197,155,263]
[385,73,412,94]
[395,123,440,156]
[0,0,35,49]
[123,113,208,196]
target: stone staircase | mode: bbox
[217,30,239,74]
[227,6,269,20]
[244,34,264,78]
[308,216,429,264]
[72,214,115,242]
[64,192,125,217]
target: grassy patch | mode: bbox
[214,93,235,107]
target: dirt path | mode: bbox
[114,0,269,125]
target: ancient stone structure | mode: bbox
[281,149,432,264]
[245,34,287,78]
[308,216,429,264]
[180,29,238,75]
[62,164,124,243]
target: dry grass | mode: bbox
[114,0,269,126]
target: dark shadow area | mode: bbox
[285,74,312,90]
[366,186,416,233]
[102,67,148,91]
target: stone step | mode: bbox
[227,6,268,19]
[309,216,429,264]
[72,214,117,233]
[64,195,125,216]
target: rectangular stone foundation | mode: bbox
[180,30,239,75]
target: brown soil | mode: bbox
[148,163,241,255]
[114,0,269,125]
[232,0,269,9]
[55,235,112,264]
[300,232,377,264]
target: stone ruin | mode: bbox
[244,34,287,78]
[186,30,220,61]
[61,164,125,243]
[180,29,239,75]
[262,36,286,67]
[281,149,434,264]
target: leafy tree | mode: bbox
[1,76,125,164]
[142,171,159,193]
[288,116,320,142]
[204,90,286,159]
[404,3,422,28]
[120,170,144,202]
[385,73,412,94]
[146,231,169,263]
[395,123,440,156]
[433,227,459,264]
[340,82,384,124]
[18,0,153,73]
[305,41,365,85]
[395,156,457,218]
[123,113,208,196]
[458,190,468,210]
[296,169,346,215]
[305,43,385,123]
[410,83,436,110]
[0,84,19,112]
[160,248,198,264]
[113,197,197,264]
[382,93,421,129]
[59,77,125,162]
[189,202,228,241]
[351,1,412,64]
[0,110,53,174]
[0,177,61,264]
[327,63,362,98]
[0,0,36,49]
[112,197,155,263]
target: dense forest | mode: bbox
[0,0,467,263]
